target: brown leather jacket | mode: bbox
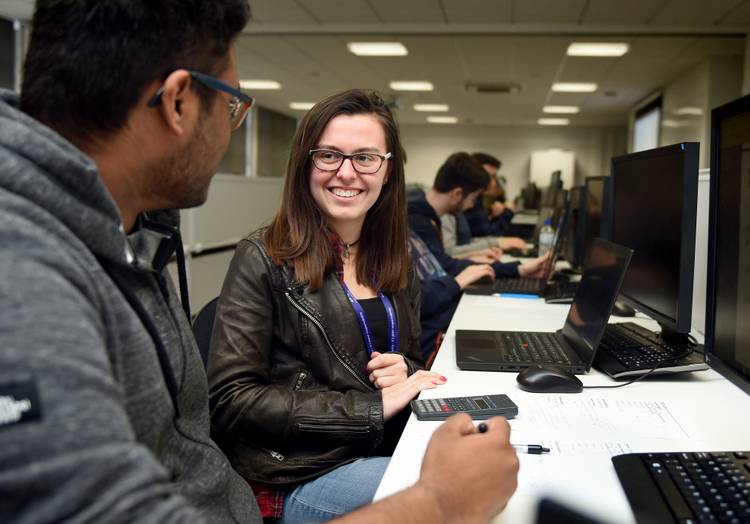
[207,236,424,486]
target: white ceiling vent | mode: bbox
[465,82,523,94]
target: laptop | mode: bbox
[456,238,633,374]
[465,205,571,297]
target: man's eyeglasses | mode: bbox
[309,149,392,175]
[147,70,254,131]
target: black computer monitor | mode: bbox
[583,176,612,253]
[564,186,587,269]
[705,93,750,396]
[540,171,563,207]
[610,142,699,339]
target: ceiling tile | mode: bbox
[248,0,318,25]
[367,0,447,24]
[513,0,589,24]
[441,0,512,24]
[716,0,750,25]
[649,0,744,25]
[295,0,382,24]
[580,0,665,25]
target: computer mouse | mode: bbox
[611,300,636,317]
[516,366,583,393]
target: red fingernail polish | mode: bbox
[440,375,447,382]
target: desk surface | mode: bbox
[374,294,750,523]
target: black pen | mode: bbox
[477,424,550,455]
[512,444,550,455]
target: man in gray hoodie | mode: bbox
[0,1,519,522]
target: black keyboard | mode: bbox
[493,277,544,294]
[496,332,571,365]
[613,451,750,523]
[596,322,707,373]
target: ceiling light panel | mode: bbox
[552,83,598,93]
[567,43,630,57]
[414,104,450,112]
[543,105,580,114]
[290,102,315,110]
[390,81,434,92]
[538,118,570,126]
[427,116,458,124]
[240,80,281,90]
[347,42,408,56]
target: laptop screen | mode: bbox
[560,238,633,366]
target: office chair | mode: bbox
[192,296,219,368]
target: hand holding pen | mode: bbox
[477,422,550,454]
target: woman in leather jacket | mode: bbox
[207,89,447,522]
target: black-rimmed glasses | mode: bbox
[309,149,392,175]
[147,70,254,131]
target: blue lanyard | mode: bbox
[341,283,398,356]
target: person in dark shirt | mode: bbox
[408,152,548,282]
[464,152,525,243]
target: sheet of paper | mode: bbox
[510,395,690,443]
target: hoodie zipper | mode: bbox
[284,292,373,391]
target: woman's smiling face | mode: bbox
[308,113,389,233]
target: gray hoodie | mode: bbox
[0,90,260,523]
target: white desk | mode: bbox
[375,294,750,523]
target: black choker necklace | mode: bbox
[342,238,360,259]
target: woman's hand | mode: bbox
[367,351,409,389]
[381,370,447,421]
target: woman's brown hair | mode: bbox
[264,89,409,293]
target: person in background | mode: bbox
[0,1,519,522]
[207,89,447,522]
[408,152,548,283]
[464,152,526,243]
[440,212,503,261]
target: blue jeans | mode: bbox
[279,457,390,523]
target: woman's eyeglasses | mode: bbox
[147,70,254,131]
[309,149,391,175]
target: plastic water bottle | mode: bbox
[538,218,555,257]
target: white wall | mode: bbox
[399,123,627,200]
[169,174,284,314]
[658,56,743,168]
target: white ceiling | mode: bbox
[2,0,748,126]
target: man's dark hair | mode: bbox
[433,152,490,196]
[471,152,501,169]
[21,0,251,144]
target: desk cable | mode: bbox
[584,333,699,390]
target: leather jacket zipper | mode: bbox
[297,421,371,434]
[239,438,285,462]
[284,292,374,391]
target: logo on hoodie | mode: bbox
[0,379,41,428]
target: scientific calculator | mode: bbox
[411,394,518,421]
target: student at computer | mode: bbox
[0,2,519,523]
[440,212,504,261]
[208,89,451,521]
[408,152,549,281]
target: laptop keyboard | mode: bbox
[496,332,572,365]
[599,322,692,370]
[614,451,750,523]
[493,277,543,293]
